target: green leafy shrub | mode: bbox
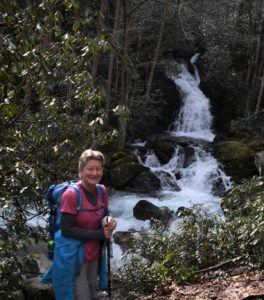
[222,176,264,266]
[118,177,264,298]
[0,0,113,297]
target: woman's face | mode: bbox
[79,159,103,187]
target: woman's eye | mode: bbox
[86,168,102,172]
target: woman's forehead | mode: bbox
[84,159,102,167]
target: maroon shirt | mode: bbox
[60,182,108,262]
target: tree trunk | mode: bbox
[255,63,264,114]
[145,5,168,100]
[244,36,254,116]
[252,2,264,89]
[91,0,108,83]
[105,0,120,126]
[118,0,130,148]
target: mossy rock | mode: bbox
[110,150,131,162]
[214,140,257,181]
[216,141,255,162]
[110,154,138,169]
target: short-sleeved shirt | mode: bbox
[60,181,108,262]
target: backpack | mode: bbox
[45,180,105,242]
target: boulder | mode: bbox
[23,277,54,300]
[125,171,161,194]
[133,200,174,224]
[146,138,175,164]
[213,140,257,181]
[19,239,52,276]
[110,153,138,169]
[110,162,149,188]
[113,231,138,253]
[176,206,193,218]
[153,141,175,164]
[211,177,229,197]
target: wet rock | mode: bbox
[154,170,181,191]
[110,162,149,188]
[176,206,193,218]
[154,142,175,164]
[125,171,161,194]
[211,177,229,197]
[113,231,138,253]
[133,200,174,224]
[183,146,195,168]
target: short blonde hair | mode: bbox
[78,149,105,171]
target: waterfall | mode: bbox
[167,54,215,142]
[138,54,231,206]
[110,55,231,270]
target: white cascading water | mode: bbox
[110,54,231,270]
[167,54,215,142]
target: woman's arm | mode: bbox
[60,212,105,241]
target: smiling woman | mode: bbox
[42,149,117,300]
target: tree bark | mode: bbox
[118,0,131,148]
[105,0,120,126]
[255,63,264,114]
[145,4,168,100]
[244,35,254,116]
[91,0,108,83]
[252,2,264,89]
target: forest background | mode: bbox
[1,0,264,299]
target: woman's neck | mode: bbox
[80,180,96,193]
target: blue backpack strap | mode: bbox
[75,184,107,216]
[96,184,107,216]
[68,183,82,212]
[55,183,81,229]
[96,184,105,204]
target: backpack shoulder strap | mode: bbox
[96,184,105,206]
[97,184,108,217]
[68,183,82,212]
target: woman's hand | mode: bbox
[103,216,117,239]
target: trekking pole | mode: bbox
[106,240,111,297]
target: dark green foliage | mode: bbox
[129,90,166,140]
[222,176,264,265]
[0,0,114,297]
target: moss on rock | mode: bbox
[214,140,257,181]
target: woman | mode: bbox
[60,149,117,300]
